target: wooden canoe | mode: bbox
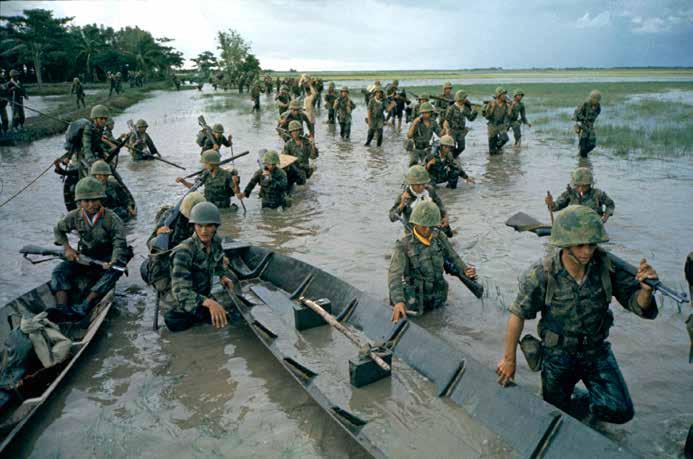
[0,283,114,452]
[220,240,635,459]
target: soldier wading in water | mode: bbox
[496,205,660,425]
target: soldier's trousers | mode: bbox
[252,96,260,111]
[76,94,85,108]
[11,105,25,129]
[327,107,336,124]
[51,261,124,297]
[578,129,597,156]
[511,121,523,144]
[0,104,8,133]
[408,148,429,167]
[286,164,307,188]
[541,341,634,424]
[450,131,467,158]
[164,306,212,332]
[339,120,352,139]
[365,127,383,147]
[487,124,509,155]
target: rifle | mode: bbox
[606,253,689,304]
[183,150,250,179]
[80,158,136,214]
[429,94,454,105]
[126,120,185,170]
[197,115,217,146]
[149,175,207,252]
[20,244,127,272]
[398,217,484,299]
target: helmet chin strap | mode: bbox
[564,249,589,267]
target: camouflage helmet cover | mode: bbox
[405,165,431,185]
[340,86,349,92]
[89,160,112,176]
[188,201,221,225]
[212,123,224,134]
[514,88,525,96]
[550,205,609,248]
[180,191,206,219]
[571,167,594,186]
[440,135,455,147]
[419,102,434,113]
[495,86,507,97]
[443,81,453,89]
[409,200,442,227]
[589,90,602,101]
[288,120,302,132]
[90,104,109,119]
[74,177,106,201]
[289,99,302,110]
[455,90,468,101]
[135,119,148,128]
[200,149,221,165]
[262,149,280,165]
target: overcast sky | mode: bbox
[3,0,692,70]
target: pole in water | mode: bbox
[546,191,554,225]
[0,96,70,126]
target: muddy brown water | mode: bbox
[0,87,691,458]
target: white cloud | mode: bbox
[576,11,612,28]
[632,17,669,33]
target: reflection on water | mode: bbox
[0,85,691,458]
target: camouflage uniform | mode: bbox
[408,119,441,167]
[509,100,529,145]
[196,131,231,153]
[199,168,240,208]
[365,96,387,147]
[435,96,454,124]
[324,88,338,124]
[126,131,159,160]
[425,149,467,189]
[0,72,9,133]
[278,110,314,139]
[574,100,601,156]
[71,79,86,108]
[283,137,316,187]
[445,103,477,158]
[51,207,128,297]
[510,248,658,423]
[103,176,134,220]
[243,166,289,209]
[334,93,356,139]
[550,186,615,217]
[7,76,27,129]
[483,97,511,155]
[388,231,468,312]
[251,81,262,111]
[388,185,447,226]
[79,121,105,178]
[166,233,236,332]
[275,93,290,115]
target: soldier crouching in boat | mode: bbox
[496,205,659,424]
[165,202,239,332]
[49,177,130,320]
[388,201,476,321]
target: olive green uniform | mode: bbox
[283,137,315,187]
[366,97,387,147]
[103,176,134,220]
[550,186,615,217]
[483,99,510,155]
[196,131,231,153]
[278,111,314,140]
[425,149,467,189]
[408,119,441,167]
[166,233,236,332]
[388,185,447,225]
[574,101,601,156]
[71,81,86,108]
[445,103,477,158]
[199,168,240,208]
[79,121,105,178]
[509,100,529,144]
[388,232,468,313]
[334,95,355,139]
[275,94,290,115]
[126,132,159,161]
[510,248,657,423]
[243,167,289,209]
[324,89,338,124]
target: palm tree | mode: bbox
[73,24,105,82]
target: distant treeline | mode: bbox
[0,8,184,87]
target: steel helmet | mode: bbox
[443,81,453,89]
[514,88,525,97]
[200,149,221,165]
[289,100,302,110]
[418,94,429,101]
[571,167,594,186]
[262,150,280,165]
[280,85,289,92]
[212,123,224,134]
[90,160,112,176]
[74,177,106,201]
[419,102,434,113]
[105,118,115,128]
[454,90,467,101]
[188,201,221,225]
[409,201,441,227]
[288,120,302,132]
[340,86,349,92]
[495,87,507,97]
[589,90,602,102]
[73,77,80,83]
[90,104,109,119]
[9,69,20,77]
[180,191,206,219]
[405,165,431,185]
[135,119,148,128]
[440,135,455,147]
[550,205,609,248]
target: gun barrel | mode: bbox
[607,253,689,304]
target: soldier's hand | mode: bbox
[464,266,477,280]
[441,215,449,227]
[262,169,270,177]
[64,246,79,262]
[235,192,244,201]
[466,176,476,184]
[544,193,554,207]
[227,134,233,143]
[636,258,658,291]
[103,261,113,270]
[496,357,516,387]
[128,207,137,217]
[391,302,407,322]
[426,158,437,169]
[175,177,185,183]
[156,226,172,235]
[203,298,228,328]
[399,191,410,208]
[601,214,609,223]
[220,276,234,289]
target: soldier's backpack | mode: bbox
[63,118,90,152]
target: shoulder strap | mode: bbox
[542,255,556,306]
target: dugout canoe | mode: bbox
[220,240,635,459]
[0,283,114,452]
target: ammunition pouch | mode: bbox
[519,334,543,372]
[404,138,414,152]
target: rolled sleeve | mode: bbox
[171,247,206,313]
[387,242,408,305]
[611,265,658,320]
[508,263,544,320]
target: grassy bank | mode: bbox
[405,81,693,158]
[269,68,693,81]
[0,81,180,146]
